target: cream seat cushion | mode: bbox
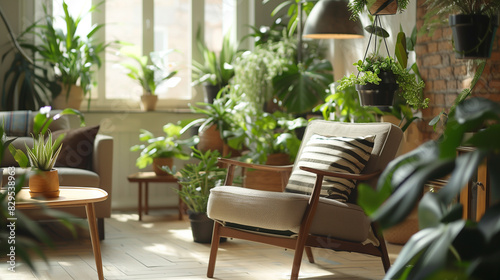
[208,186,371,243]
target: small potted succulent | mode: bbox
[130,123,198,176]
[7,106,84,198]
[9,132,64,198]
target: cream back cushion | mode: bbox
[285,134,375,202]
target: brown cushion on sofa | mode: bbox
[52,125,100,170]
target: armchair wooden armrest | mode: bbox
[299,166,381,181]
[218,158,294,188]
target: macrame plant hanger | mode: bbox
[357,15,392,79]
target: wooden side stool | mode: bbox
[127,171,182,221]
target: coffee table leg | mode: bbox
[177,183,182,220]
[85,203,104,280]
[138,182,143,221]
[145,182,149,215]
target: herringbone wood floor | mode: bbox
[1,210,402,280]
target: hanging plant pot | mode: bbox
[449,14,499,59]
[29,169,60,198]
[369,0,398,15]
[355,71,399,108]
[152,157,174,177]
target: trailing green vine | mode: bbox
[338,55,429,109]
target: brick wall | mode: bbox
[415,0,500,139]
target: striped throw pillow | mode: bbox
[285,134,375,202]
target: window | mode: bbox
[51,0,235,110]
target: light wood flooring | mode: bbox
[0,209,402,280]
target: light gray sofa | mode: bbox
[0,111,113,240]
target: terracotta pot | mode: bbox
[369,0,398,15]
[152,157,174,177]
[197,124,224,153]
[244,153,291,192]
[29,169,60,198]
[52,84,84,110]
[140,94,159,111]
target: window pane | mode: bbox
[153,0,190,100]
[104,0,142,100]
[205,0,223,54]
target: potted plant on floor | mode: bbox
[169,148,227,243]
[130,123,198,176]
[192,27,238,104]
[119,46,180,111]
[423,0,500,59]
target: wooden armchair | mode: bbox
[206,120,403,280]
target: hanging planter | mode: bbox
[338,15,428,109]
[355,71,399,107]
[449,14,499,59]
[369,0,398,15]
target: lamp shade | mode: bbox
[303,0,364,39]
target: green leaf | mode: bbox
[364,25,390,38]
[395,31,408,69]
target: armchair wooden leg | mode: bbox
[373,223,391,273]
[207,221,222,278]
[291,234,308,280]
[305,246,314,263]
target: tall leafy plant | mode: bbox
[21,1,114,107]
[358,97,500,279]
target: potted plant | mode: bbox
[192,27,238,103]
[232,111,306,191]
[170,148,227,243]
[18,1,114,110]
[119,46,180,111]
[130,123,198,176]
[338,27,429,109]
[423,0,500,59]
[6,106,85,197]
[182,93,238,155]
[348,0,411,16]
[9,131,64,198]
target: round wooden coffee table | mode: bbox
[14,187,108,280]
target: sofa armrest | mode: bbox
[93,134,113,195]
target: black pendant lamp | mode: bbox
[303,0,364,39]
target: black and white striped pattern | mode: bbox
[285,134,375,202]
